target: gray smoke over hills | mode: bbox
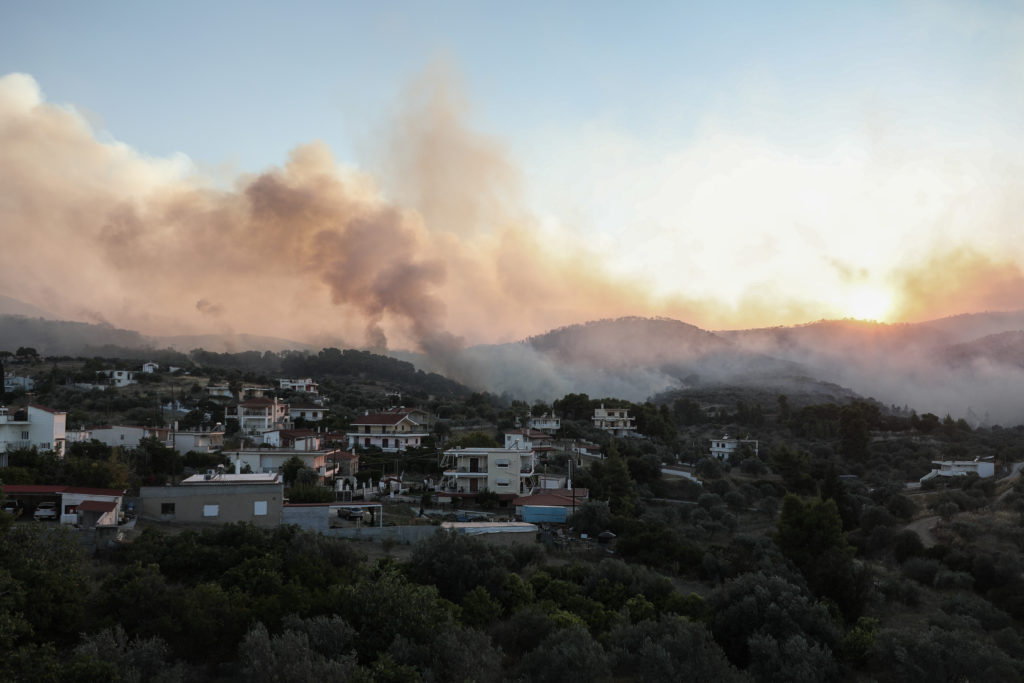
[407,313,1024,426]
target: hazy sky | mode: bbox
[2,1,1023,350]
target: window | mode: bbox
[254,501,268,516]
[496,459,510,468]
[203,504,219,517]
[20,431,29,440]
[382,438,389,448]
[161,503,176,515]
[496,477,511,487]
[364,438,370,447]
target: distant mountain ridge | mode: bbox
[4,296,1024,423]
[526,317,732,368]
[0,314,312,356]
[0,295,62,320]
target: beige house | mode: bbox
[140,473,283,527]
[440,447,537,501]
[227,397,289,437]
[592,404,636,436]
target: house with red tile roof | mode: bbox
[513,488,590,518]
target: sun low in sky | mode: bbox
[1,1,1023,350]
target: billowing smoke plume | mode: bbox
[0,70,702,375]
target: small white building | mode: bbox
[3,373,35,392]
[920,459,995,483]
[503,428,553,452]
[225,448,342,481]
[96,369,138,387]
[165,428,225,455]
[709,435,759,461]
[141,362,159,374]
[65,427,93,444]
[90,425,167,450]
[567,439,603,459]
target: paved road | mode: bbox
[995,462,1024,505]
[904,515,939,548]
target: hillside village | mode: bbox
[3,345,1024,681]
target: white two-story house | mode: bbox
[528,414,561,434]
[0,404,67,463]
[279,378,320,395]
[289,402,326,424]
[709,435,760,461]
[347,412,428,453]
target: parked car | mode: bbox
[2,500,23,518]
[33,502,58,521]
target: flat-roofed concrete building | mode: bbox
[140,473,283,527]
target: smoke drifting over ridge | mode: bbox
[4,65,1024,382]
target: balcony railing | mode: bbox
[443,468,488,477]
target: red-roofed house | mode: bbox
[514,489,590,517]
[77,499,119,528]
[346,412,428,453]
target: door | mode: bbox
[469,478,479,493]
